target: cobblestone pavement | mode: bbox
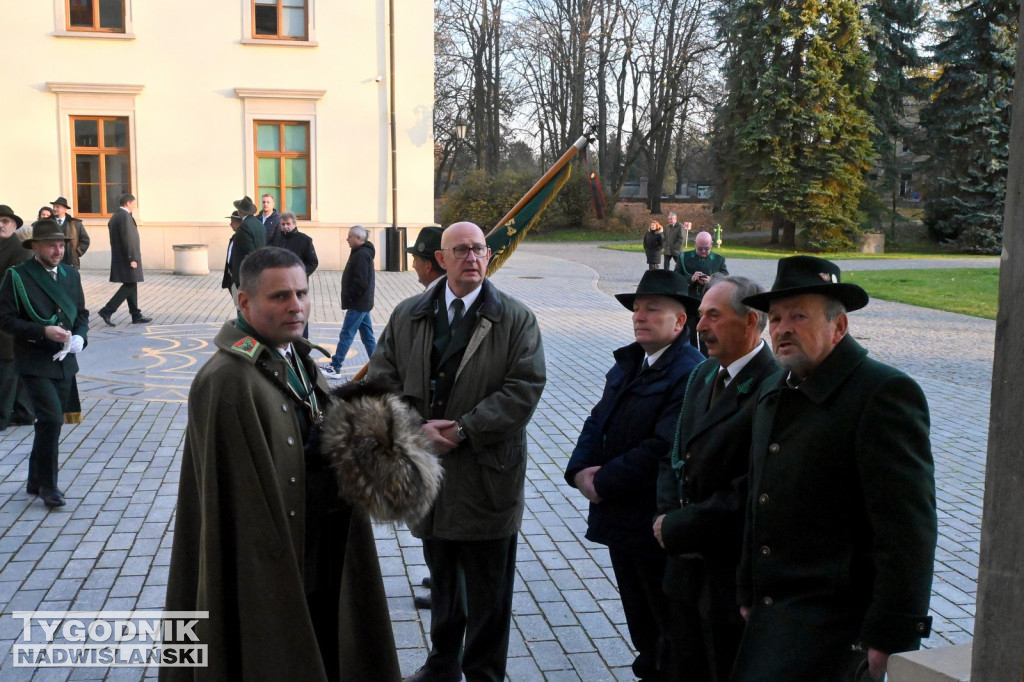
[0,244,996,679]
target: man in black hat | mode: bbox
[97,193,152,326]
[49,196,90,269]
[653,275,779,681]
[406,225,445,289]
[0,205,35,430]
[227,196,267,300]
[565,269,705,681]
[0,219,89,508]
[731,255,936,681]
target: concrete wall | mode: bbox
[0,0,435,270]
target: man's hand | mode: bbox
[130,261,138,269]
[44,325,70,344]
[867,649,889,680]
[422,419,458,454]
[739,605,751,621]
[691,271,704,283]
[573,466,602,504]
[653,514,665,548]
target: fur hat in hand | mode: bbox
[320,380,442,525]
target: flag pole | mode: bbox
[487,134,590,236]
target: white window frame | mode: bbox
[52,0,135,39]
[47,82,143,219]
[236,88,325,221]
[241,0,318,47]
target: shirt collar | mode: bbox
[645,344,670,368]
[445,281,482,313]
[721,340,764,386]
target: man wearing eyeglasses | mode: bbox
[368,222,546,682]
[675,231,728,352]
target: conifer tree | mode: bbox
[919,0,1017,253]
[714,0,876,250]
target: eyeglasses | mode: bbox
[446,244,488,259]
[695,246,711,253]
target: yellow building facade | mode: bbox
[0,0,435,270]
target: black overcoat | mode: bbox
[732,334,935,681]
[0,257,89,378]
[566,334,704,555]
[107,208,143,283]
[341,241,375,312]
[656,343,779,619]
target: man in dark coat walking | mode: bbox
[653,276,779,681]
[97,193,151,326]
[163,247,400,682]
[49,196,90,269]
[663,212,684,270]
[0,219,89,508]
[565,269,704,681]
[732,255,936,681]
[325,225,375,376]
[0,205,34,430]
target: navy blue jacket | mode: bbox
[565,333,704,555]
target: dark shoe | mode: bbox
[99,311,115,327]
[413,594,431,610]
[131,315,153,324]
[41,489,66,508]
[402,667,460,682]
[26,482,39,496]
[421,576,433,589]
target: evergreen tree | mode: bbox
[920,0,1017,253]
[863,0,926,235]
[714,0,877,250]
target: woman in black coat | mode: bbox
[643,221,664,270]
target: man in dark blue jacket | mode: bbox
[565,269,704,681]
[325,225,375,376]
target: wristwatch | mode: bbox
[455,422,467,443]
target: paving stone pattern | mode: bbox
[0,244,996,679]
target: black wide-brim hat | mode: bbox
[233,195,258,215]
[23,219,71,248]
[50,196,71,210]
[742,255,869,312]
[0,204,23,228]
[615,269,701,318]
[406,225,444,268]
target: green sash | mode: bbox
[11,260,78,328]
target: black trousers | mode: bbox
[666,562,744,682]
[421,534,518,682]
[0,359,34,428]
[609,547,670,681]
[22,373,74,492]
[100,282,140,317]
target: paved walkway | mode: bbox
[0,244,996,679]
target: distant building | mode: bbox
[0,0,434,270]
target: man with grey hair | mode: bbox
[663,212,684,270]
[731,256,935,681]
[324,225,375,376]
[654,275,778,680]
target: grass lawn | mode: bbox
[601,240,981,260]
[844,268,999,319]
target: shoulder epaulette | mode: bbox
[231,336,261,357]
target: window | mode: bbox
[253,0,307,40]
[256,121,310,218]
[66,0,125,32]
[71,116,131,216]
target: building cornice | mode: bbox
[234,88,326,101]
[47,83,145,95]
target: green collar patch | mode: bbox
[231,336,261,357]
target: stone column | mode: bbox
[971,1,1024,678]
